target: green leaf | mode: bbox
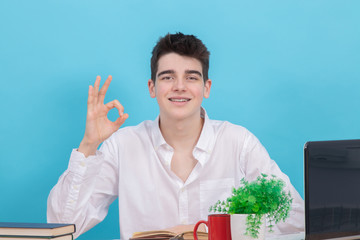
[252,204,260,213]
[248,195,256,203]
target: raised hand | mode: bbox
[78,75,128,157]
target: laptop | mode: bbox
[304,139,360,240]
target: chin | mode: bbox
[167,109,201,121]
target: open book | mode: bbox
[130,230,208,240]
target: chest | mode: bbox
[171,150,198,182]
[117,146,244,219]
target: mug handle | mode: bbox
[193,220,208,240]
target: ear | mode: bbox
[203,79,212,98]
[148,79,156,98]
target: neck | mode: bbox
[159,112,204,151]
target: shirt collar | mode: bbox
[193,108,215,165]
[195,108,214,152]
[150,116,167,151]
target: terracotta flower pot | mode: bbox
[230,214,266,240]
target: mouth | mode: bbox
[168,98,191,102]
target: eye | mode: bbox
[187,75,199,81]
[161,76,173,80]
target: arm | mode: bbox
[47,76,128,238]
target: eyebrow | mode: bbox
[185,70,202,77]
[157,70,202,78]
[157,70,175,78]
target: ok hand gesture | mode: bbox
[78,75,128,157]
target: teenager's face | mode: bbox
[148,52,211,121]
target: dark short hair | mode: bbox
[150,32,210,82]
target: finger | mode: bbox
[99,75,112,103]
[87,85,95,111]
[113,113,129,128]
[105,99,125,116]
[93,75,101,103]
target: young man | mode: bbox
[47,33,304,239]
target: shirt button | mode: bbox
[73,185,79,190]
[181,220,186,224]
[80,161,86,167]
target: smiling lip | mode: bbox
[168,98,191,102]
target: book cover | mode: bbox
[0,234,73,240]
[0,223,75,237]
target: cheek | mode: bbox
[194,87,206,98]
[154,84,168,98]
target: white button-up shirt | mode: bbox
[47,109,304,239]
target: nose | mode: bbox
[172,78,186,91]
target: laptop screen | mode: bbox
[305,139,360,240]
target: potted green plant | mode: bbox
[209,173,293,239]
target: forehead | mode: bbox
[157,53,202,73]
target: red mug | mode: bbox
[193,214,232,240]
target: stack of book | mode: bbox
[0,222,75,240]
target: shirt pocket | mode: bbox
[199,178,235,219]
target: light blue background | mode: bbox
[1,0,359,239]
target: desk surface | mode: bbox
[110,232,306,240]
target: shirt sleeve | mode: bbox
[47,140,119,239]
[241,131,305,235]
